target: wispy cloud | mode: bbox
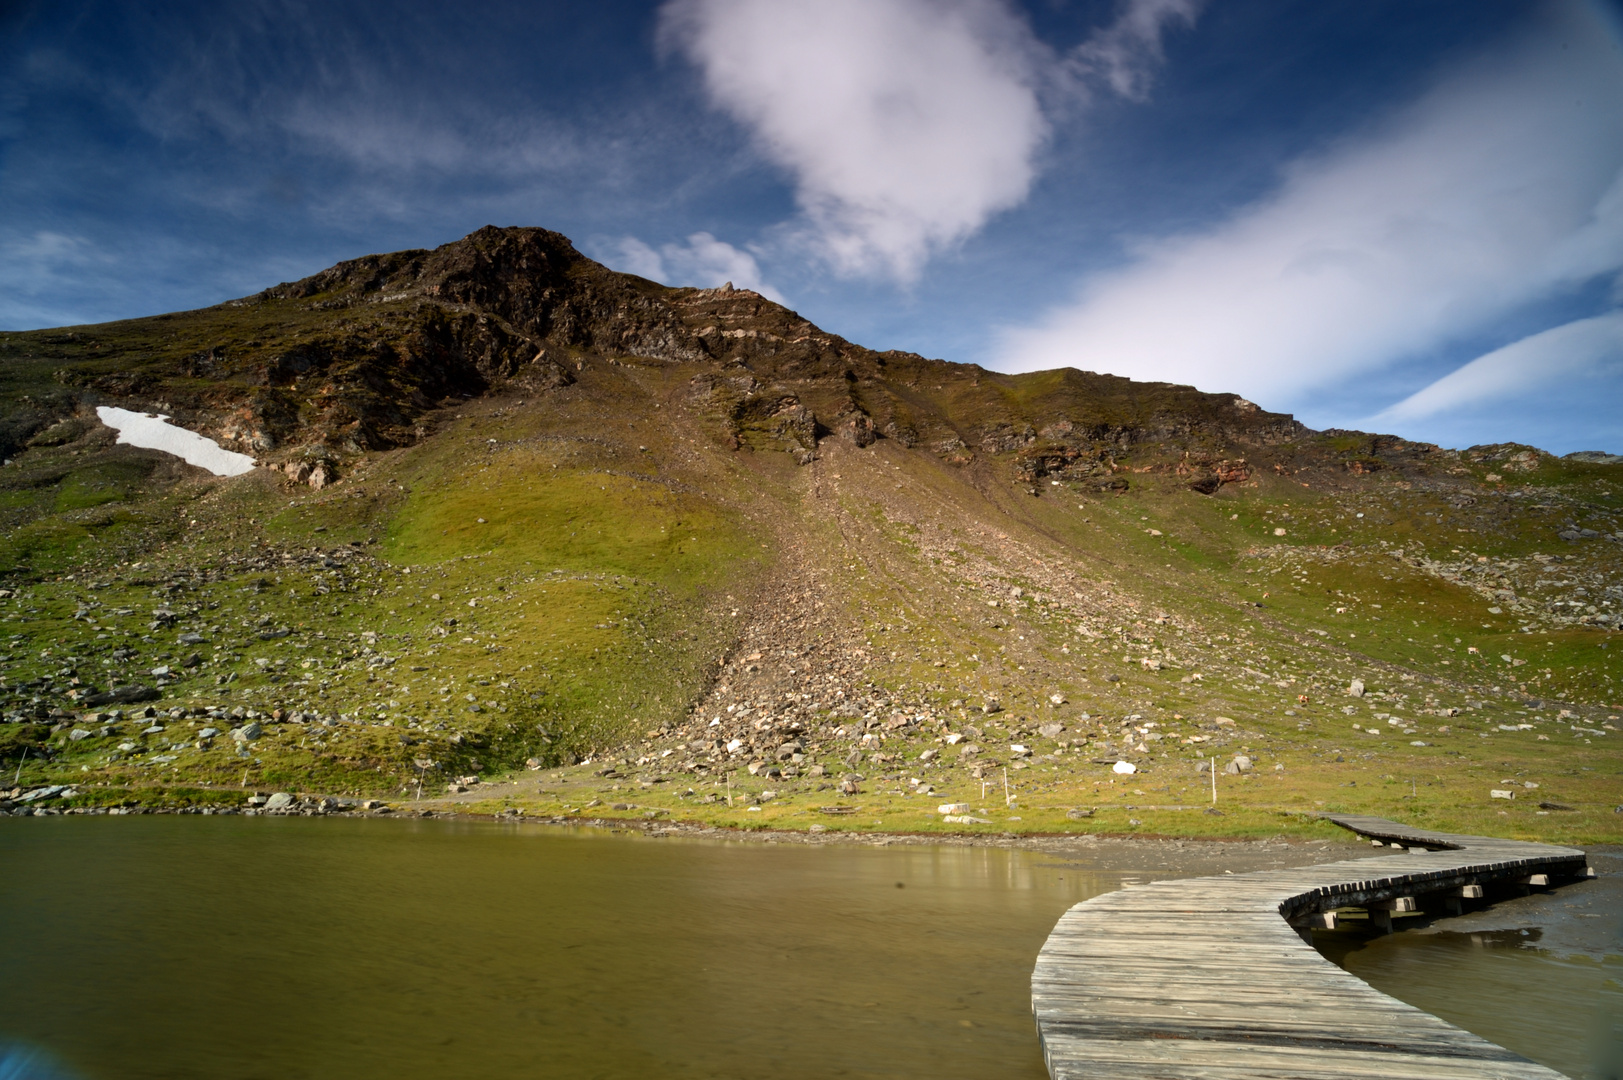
[995,2,1623,417]
[660,0,1197,282]
[1374,312,1623,426]
[0,231,119,328]
[1066,0,1200,101]
[600,232,785,302]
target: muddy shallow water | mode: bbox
[1321,847,1623,1080]
[0,818,1612,1079]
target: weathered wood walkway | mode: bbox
[1032,815,1590,1079]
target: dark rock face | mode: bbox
[25,224,1319,478]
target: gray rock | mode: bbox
[68,728,92,741]
[1038,722,1065,738]
[233,722,263,742]
[178,632,207,645]
[1349,679,1365,698]
[264,792,296,811]
[84,684,160,707]
[198,727,219,739]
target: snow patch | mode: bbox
[95,407,257,476]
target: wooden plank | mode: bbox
[1032,814,1581,1080]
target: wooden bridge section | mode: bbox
[1032,815,1591,1079]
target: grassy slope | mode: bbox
[1,286,1618,844]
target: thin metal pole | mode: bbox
[12,747,25,786]
[1211,759,1217,805]
[1003,768,1011,807]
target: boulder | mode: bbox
[84,684,159,707]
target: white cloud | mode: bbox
[660,0,1195,281]
[1374,312,1623,426]
[1066,0,1200,101]
[995,2,1623,413]
[604,232,786,302]
[0,231,116,328]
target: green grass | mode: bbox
[1,244,1617,841]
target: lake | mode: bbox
[0,818,1613,1079]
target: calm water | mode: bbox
[0,818,1130,1080]
[1324,850,1623,1080]
[0,820,1615,1080]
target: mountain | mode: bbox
[0,225,1618,840]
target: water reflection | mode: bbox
[0,1042,82,1080]
[0,818,1139,1080]
[1328,910,1622,1080]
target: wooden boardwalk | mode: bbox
[1032,815,1591,1079]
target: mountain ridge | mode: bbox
[0,225,1618,842]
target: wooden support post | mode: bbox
[1454,884,1484,898]
[1371,896,1417,912]
[1518,873,1550,888]
[1289,911,1337,943]
[1366,896,1413,933]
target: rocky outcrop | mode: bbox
[29,224,1331,482]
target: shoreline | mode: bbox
[2,794,1394,876]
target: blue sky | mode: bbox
[3,0,1622,453]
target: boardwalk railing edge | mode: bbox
[1031,814,1591,1080]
